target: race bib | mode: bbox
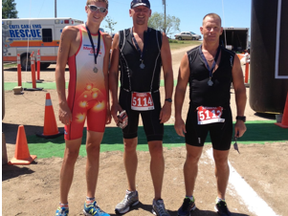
[197,106,225,125]
[131,92,154,111]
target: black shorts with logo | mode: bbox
[119,89,163,142]
[185,105,233,151]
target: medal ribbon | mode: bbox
[85,23,101,65]
[131,28,149,66]
[199,45,221,80]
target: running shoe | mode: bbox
[215,200,231,216]
[152,199,170,216]
[115,190,139,214]
[177,197,196,216]
[55,206,69,216]
[83,201,110,216]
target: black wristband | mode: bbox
[236,116,246,122]
[165,98,172,103]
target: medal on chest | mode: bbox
[85,23,101,74]
[131,28,149,70]
[199,45,221,86]
[93,66,98,73]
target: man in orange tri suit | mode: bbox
[55,1,111,215]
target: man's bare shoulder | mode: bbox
[101,32,112,44]
[61,25,80,39]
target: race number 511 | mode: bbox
[197,106,225,125]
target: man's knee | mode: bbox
[148,141,163,158]
[214,151,229,168]
[124,138,137,152]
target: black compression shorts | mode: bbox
[185,106,233,150]
[119,89,164,142]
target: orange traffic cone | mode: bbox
[8,125,37,165]
[37,93,63,138]
[275,92,288,128]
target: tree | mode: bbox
[104,16,117,35]
[148,12,180,37]
[2,0,18,19]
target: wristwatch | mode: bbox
[236,116,246,122]
[165,98,172,103]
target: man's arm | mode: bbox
[109,32,122,124]
[232,54,247,137]
[55,26,77,125]
[103,33,112,124]
[160,32,174,123]
[174,53,190,137]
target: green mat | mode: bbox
[25,120,288,159]
[4,82,68,91]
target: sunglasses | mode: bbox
[88,5,107,13]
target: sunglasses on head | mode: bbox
[88,5,107,13]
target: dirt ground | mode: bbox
[2,46,288,216]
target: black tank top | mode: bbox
[119,28,162,92]
[187,45,235,108]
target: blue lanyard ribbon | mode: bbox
[85,23,101,64]
[199,45,221,79]
[131,28,149,64]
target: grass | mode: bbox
[169,39,202,50]
[3,63,17,68]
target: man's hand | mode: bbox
[174,117,186,137]
[234,120,246,138]
[58,102,72,125]
[159,102,171,123]
[110,103,123,125]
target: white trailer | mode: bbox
[2,18,84,70]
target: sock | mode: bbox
[126,189,134,194]
[59,202,68,208]
[216,197,225,204]
[185,196,194,202]
[86,197,95,204]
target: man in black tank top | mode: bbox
[109,0,173,215]
[174,13,247,216]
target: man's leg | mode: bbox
[85,131,104,198]
[184,145,203,197]
[213,149,230,200]
[60,138,82,204]
[123,137,138,191]
[148,140,164,200]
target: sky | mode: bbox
[14,0,252,37]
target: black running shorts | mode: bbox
[119,89,164,142]
[185,106,233,151]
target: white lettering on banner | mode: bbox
[131,92,154,111]
[197,106,225,125]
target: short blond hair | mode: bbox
[86,0,109,9]
[202,13,221,26]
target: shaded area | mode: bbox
[2,164,36,181]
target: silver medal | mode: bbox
[93,66,98,73]
[140,62,145,69]
[207,79,213,86]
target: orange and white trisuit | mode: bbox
[64,24,107,140]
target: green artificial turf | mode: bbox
[25,120,288,159]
